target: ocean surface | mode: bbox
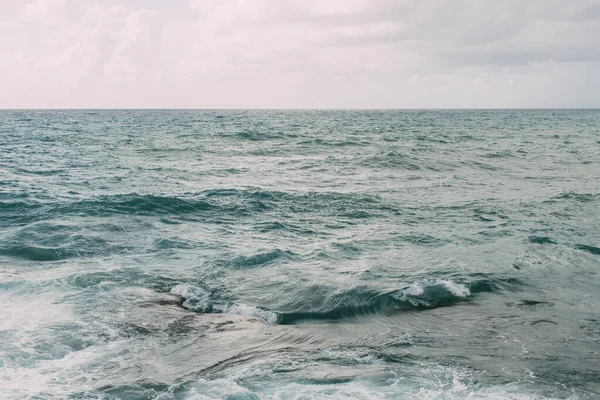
[1,110,599,399]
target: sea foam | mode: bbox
[171,283,278,324]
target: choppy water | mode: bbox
[1,110,599,399]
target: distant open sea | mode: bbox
[1,110,599,399]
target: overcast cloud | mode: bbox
[1,0,599,108]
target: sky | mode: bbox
[1,0,600,109]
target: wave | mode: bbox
[276,276,523,324]
[528,235,557,245]
[296,138,365,147]
[14,168,64,176]
[0,224,131,261]
[0,195,215,228]
[576,244,600,256]
[171,283,213,313]
[233,130,286,141]
[359,149,422,170]
[252,221,317,235]
[481,151,515,158]
[153,237,197,250]
[222,249,297,269]
[546,191,598,203]
[0,189,395,228]
[172,277,523,325]
[526,237,600,256]
[0,245,72,262]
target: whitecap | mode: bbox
[214,303,279,325]
[171,283,278,324]
[437,279,471,297]
[170,283,213,313]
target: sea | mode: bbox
[0,109,599,399]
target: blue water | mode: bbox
[1,110,599,399]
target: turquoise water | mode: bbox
[0,110,599,399]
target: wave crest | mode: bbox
[171,283,278,324]
[276,277,522,325]
[172,276,523,326]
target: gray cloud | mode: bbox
[1,0,599,108]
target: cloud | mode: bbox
[0,0,599,107]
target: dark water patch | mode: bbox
[575,244,600,256]
[528,236,557,245]
[508,300,555,310]
[477,229,514,239]
[201,188,395,218]
[15,168,64,176]
[0,225,132,261]
[0,195,215,227]
[153,237,198,250]
[547,192,597,203]
[222,249,297,269]
[252,221,317,235]
[87,194,216,216]
[396,233,449,247]
[580,319,600,336]
[331,242,362,254]
[1,189,396,228]
[159,217,183,225]
[468,161,499,171]
[0,200,43,216]
[360,150,422,170]
[473,208,509,222]
[210,167,246,177]
[0,245,85,262]
[466,276,524,294]
[340,210,374,219]
[234,130,285,141]
[297,138,364,147]
[481,151,515,159]
[531,319,557,326]
[413,133,449,143]
[298,376,354,385]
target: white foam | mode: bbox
[395,282,431,307]
[403,282,425,296]
[397,279,471,305]
[214,303,279,325]
[186,377,257,400]
[171,283,278,324]
[437,279,471,297]
[170,283,212,312]
[182,356,563,400]
[0,338,130,398]
[0,291,72,331]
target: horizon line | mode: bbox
[1,108,600,111]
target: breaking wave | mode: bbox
[170,283,279,325]
[172,277,523,325]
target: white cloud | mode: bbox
[0,0,599,108]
